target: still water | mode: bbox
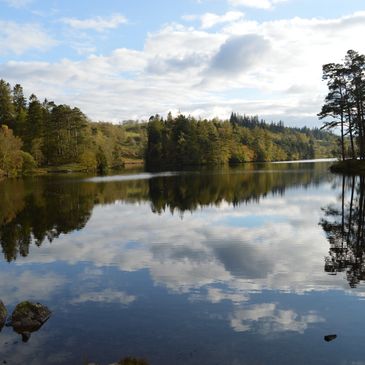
[0,161,364,365]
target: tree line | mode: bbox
[0,79,339,177]
[146,112,338,169]
[319,50,365,161]
[0,79,146,177]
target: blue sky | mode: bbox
[1,0,365,126]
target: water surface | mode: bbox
[0,161,364,365]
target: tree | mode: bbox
[12,84,28,138]
[0,80,15,129]
[319,50,365,160]
[0,125,24,176]
[318,63,348,160]
[46,105,88,165]
[344,50,365,159]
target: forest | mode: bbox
[0,79,338,177]
[146,112,338,168]
[0,79,146,177]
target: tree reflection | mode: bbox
[320,175,365,287]
[149,163,329,214]
[0,162,330,261]
[0,177,148,262]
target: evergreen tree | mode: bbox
[12,84,27,137]
[0,80,15,129]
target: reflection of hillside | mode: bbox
[320,176,365,288]
[149,163,330,214]
[0,177,148,262]
[0,162,331,261]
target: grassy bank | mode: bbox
[330,159,365,174]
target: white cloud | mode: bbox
[2,12,365,125]
[229,0,288,10]
[184,11,245,29]
[61,13,127,32]
[0,21,56,55]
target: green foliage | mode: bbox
[319,50,365,160]
[0,80,15,128]
[96,147,108,174]
[0,125,23,176]
[20,151,37,175]
[79,150,97,172]
[0,78,338,175]
[145,113,334,168]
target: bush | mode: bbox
[79,150,97,172]
[20,151,37,175]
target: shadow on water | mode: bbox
[0,162,332,262]
[320,175,365,288]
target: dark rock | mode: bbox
[21,332,31,343]
[117,358,149,365]
[0,301,7,331]
[10,301,51,335]
[324,334,337,342]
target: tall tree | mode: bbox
[12,84,28,138]
[0,80,15,129]
[319,50,365,160]
[345,50,365,159]
[318,63,348,160]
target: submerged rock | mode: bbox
[0,300,7,330]
[324,334,337,342]
[88,358,149,365]
[116,358,149,365]
[10,301,51,341]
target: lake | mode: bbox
[0,160,365,365]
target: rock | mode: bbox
[324,334,337,342]
[0,301,7,331]
[10,301,51,336]
[117,358,149,365]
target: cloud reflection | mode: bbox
[230,303,325,334]
[71,289,136,305]
[12,180,345,304]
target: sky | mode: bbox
[1,0,365,127]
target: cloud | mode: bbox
[61,13,127,32]
[229,0,288,10]
[184,11,245,29]
[2,12,365,124]
[147,53,208,74]
[0,21,56,55]
[1,0,33,8]
[208,34,271,75]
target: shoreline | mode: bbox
[330,159,365,175]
